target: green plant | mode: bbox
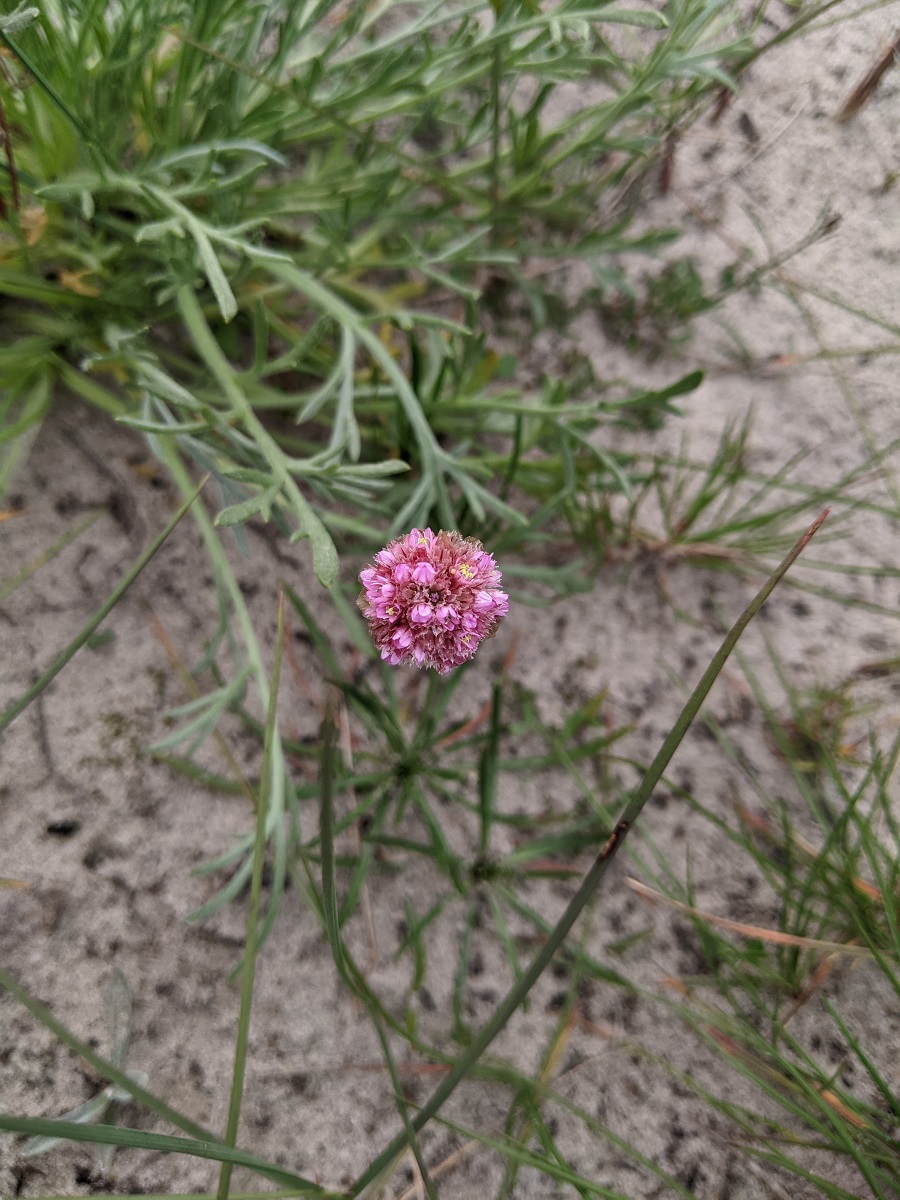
[622,639,900,1198]
[2,1,897,1197]
[0,512,833,1198]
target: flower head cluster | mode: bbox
[359,528,509,673]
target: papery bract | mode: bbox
[358,528,509,673]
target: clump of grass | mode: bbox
[0,0,769,943]
[621,631,900,1198]
[0,0,743,557]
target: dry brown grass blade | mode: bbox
[781,954,841,1025]
[704,1027,867,1129]
[393,1133,486,1200]
[519,859,583,877]
[434,697,494,749]
[736,804,882,902]
[626,877,872,958]
[819,1088,867,1128]
[836,29,900,122]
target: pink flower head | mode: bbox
[358,528,509,673]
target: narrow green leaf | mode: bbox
[370,1017,438,1200]
[217,594,287,1200]
[334,460,410,478]
[282,584,343,677]
[191,226,238,323]
[0,1118,324,1193]
[150,670,251,756]
[155,140,289,170]
[223,469,275,486]
[0,29,101,156]
[595,7,668,25]
[0,477,207,735]
[478,680,503,857]
[0,509,102,604]
[319,701,344,975]
[117,416,208,435]
[0,969,219,1146]
[214,484,282,527]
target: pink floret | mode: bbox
[358,528,509,673]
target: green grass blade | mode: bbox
[0,508,103,604]
[217,593,286,1200]
[0,1117,328,1194]
[0,967,220,1143]
[370,1016,438,1200]
[26,1194,309,1200]
[319,698,344,975]
[0,29,101,157]
[478,679,503,857]
[0,476,207,734]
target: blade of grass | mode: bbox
[0,509,103,605]
[0,28,103,160]
[349,509,829,1196]
[823,1000,900,1123]
[0,1117,327,1194]
[370,1015,438,1200]
[319,695,344,976]
[0,967,219,1144]
[624,877,873,958]
[0,476,207,735]
[28,1194,310,1200]
[478,678,503,858]
[216,592,286,1200]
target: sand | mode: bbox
[1,3,898,1197]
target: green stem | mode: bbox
[152,443,269,714]
[152,438,291,877]
[371,1016,438,1200]
[490,39,502,242]
[319,697,344,975]
[349,509,829,1196]
[216,595,286,1200]
[0,478,206,735]
[0,508,103,605]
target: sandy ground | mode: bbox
[1,4,899,1198]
